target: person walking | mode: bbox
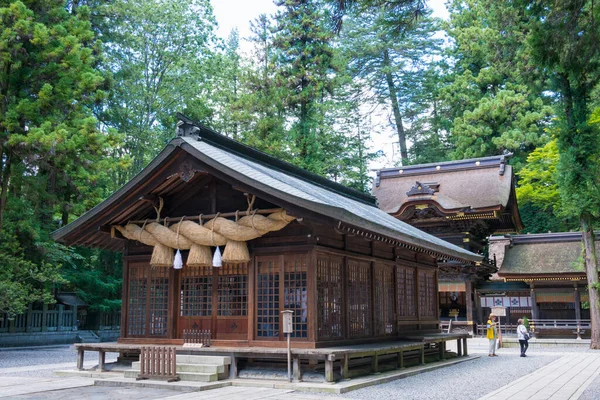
[487,313,498,356]
[517,318,529,357]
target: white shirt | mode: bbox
[517,324,528,340]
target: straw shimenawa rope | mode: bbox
[112,205,295,266]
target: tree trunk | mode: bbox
[382,49,408,164]
[0,149,11,234]
[581,214,600,349]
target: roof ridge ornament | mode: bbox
[406,181,438,196]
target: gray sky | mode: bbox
[210,0,450,169]
[212,0,449,42]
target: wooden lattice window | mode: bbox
[127,265,147,336]
[418,269,437,319]
[149,267,169,336]
[374,264,395,336]
[180,266,212,317]
[284,255,308,339]
[397,266,417,318]
[218,264,248,317]
[256,257,280,338]
[347,258,372,338]
[317,254,343,340]
[426,270,437,317]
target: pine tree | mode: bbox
[340,8,441,165]
[272,0,340,174]
[0,0,112,316]
[442,0,553,169]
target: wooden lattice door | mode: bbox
[126,263,170,338]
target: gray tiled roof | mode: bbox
[181,137,481,262]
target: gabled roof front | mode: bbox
[53,115,482,263]
[491,232,600,280]
[373,154,523,233]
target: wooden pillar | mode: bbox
[308,250,317,343]
[293,355,302,381]
[371,352,379,373]
[574,285,582,339]
[77,348,85,370]
[463,337,468,356]
[229,353,238,379]
[457,338,462,356]
[72,305,78,330]
[397,350,404,369]
[58,305,64,332]
[530,284,539,320]
[465,282,473,324]
[574,285,582,321]
[120,252,129,339]
[25,304,32,333]
[476,293,484,325]
[248,257,255,342]
[439,341,445,360]
[99,350,106,372]
[420,345,425,365]
[341,354,349,379]
[41,303,48,332]
[325,355,335,382]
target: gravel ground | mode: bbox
[579,370,600,400]
[0,345,82,368]
[0,345,118,378]
[339,349,561,400]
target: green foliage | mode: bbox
[98,0,218,177]
[442,0,553,169]
[0,0,119,318]
[340,7,442,164]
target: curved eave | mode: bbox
[179,140,482,264]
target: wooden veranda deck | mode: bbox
[75,333,468,382]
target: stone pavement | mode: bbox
[0,376,94,398]
[478,353,600,400]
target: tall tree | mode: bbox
[525,0,600,348]
[442,0,553,169]
[340,8,441,165]
[0,0,113,316]
[239,14,287,159]
[98,0,217,177]
[272,0,339,174]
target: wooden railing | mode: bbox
[530,319,591,339]
[137,346,179,382]
[476,319,591,338]
[183,329,211,347]
[0,305,77,333]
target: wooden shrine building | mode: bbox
[373,155,522,329]
[52,115,481,351]
[488,232,598,325]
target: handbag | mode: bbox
[523,332,530,341]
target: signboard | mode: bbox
[281,310,293,334]
[491,306,506,317]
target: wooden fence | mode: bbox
[182,329,211,347]
[476,319,592,338]
[0,305,77,333]
[137,346,179,382]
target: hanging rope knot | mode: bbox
[210,212,220,246]
[140,219,149,242]
[154,197,164,222]
[246,194,256,213]
[176,216,185,249]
